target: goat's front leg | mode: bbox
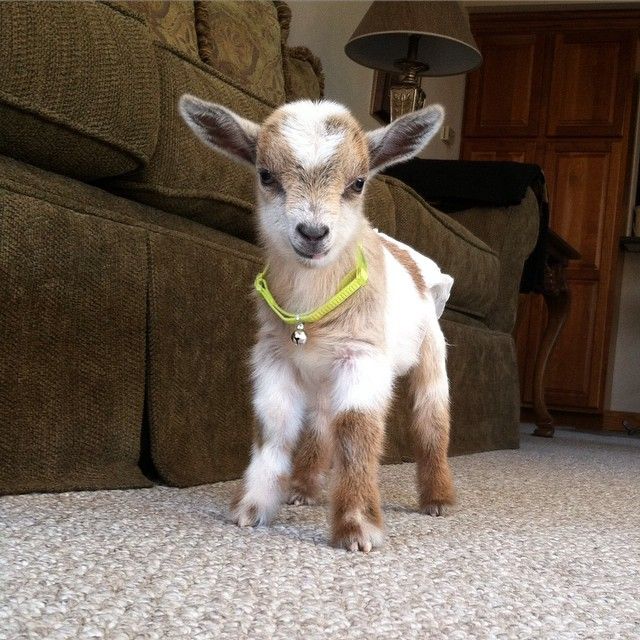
[230,344,305,527]
[329,349,392,552]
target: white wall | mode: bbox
[287,0,465,160]
[609,254,640,412]
[417,75,466,160]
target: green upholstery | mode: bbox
[0,164,150,493]
[0,1,539,495]
[0,156,261,492]
[109,0,200,58]
[283,46,325,101]
[379,176,500,321]
[146,230,260,486]
[0,1,160,181]
[195,0,287,106]
[448,189,540,333]
[102,42,272,242]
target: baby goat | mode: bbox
[180,96,455,552]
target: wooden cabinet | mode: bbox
[462,10,639,417]
[544,140,623,274]
[542,139,625,409]
[461,139,538,164]
[546,31,634,137]
[463,33,546,137]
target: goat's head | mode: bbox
[180,97,444,268]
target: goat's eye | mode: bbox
[259,169,274,186]
[351,177,366,193]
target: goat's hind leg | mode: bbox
[408,328,455,515]
[287,392,333,505]
[288,423,331,505]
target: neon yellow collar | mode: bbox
[254,246,368,325]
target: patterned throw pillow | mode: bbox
[283,45,325,102]
[195,0,287,106]
[111,1,200,58]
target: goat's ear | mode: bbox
[179,94,260,166]
[366,104,445,173]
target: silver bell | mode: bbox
[291,322,307,345]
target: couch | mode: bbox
[0,0,539,495]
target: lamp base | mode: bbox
[389,82,425,120]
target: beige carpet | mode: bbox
[1,428,639,640]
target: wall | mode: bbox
[609,253,640,412]
[287,0,465,160]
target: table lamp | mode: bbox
[345,1,482,120]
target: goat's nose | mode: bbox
[296,223,329,241]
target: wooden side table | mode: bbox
[531,231,581,437]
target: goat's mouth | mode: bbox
[290,241,330,262]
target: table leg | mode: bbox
[532,264,571,438]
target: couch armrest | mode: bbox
[446,188,540,333]
[372,175,501,322]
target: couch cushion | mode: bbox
[364,177,397,237]
[146,229,260,487]
[0,1,160,181]
[376,176,500,321]
[101,42,278,243]
[195,0,286,106]
[273,0,292,42]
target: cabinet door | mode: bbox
[545,140,622,274]
[535,140,624,409]
[463,33,547,137]
[546,30,634,137]
[461,139,538,163]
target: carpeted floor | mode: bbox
[1,428,639,640]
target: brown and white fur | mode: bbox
[180,96,455,552]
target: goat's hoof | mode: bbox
[286,492,317,506]
[230,502,265,527]
[332,520,384,553]
[420,503,447,517]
